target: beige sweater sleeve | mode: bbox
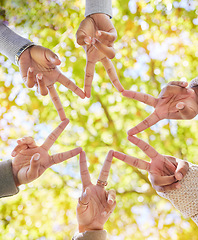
[157,162,198,225]
[72,230,107,240]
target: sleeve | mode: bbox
[0,160,19,198]
[72,230,107,240]
[0,20,33,64]
[157,162,198,225]
[85,0,112,18]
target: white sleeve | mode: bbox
[85,0,112,18]
[0,21,33,64]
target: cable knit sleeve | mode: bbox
[0,160,19,198]
[72,230,107,240]
[85,0,112,18]
[0,20,33,64]
[157,162,198,225]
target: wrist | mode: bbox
[78,225,104,233]
[11,163,20,187]
[16,43,35,65]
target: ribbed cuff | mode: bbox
[0,21,32,64]
[157,162,198,219]
[85,0,112,18]
[72,230,107,240]
[0,160,19,198]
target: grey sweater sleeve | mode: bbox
[85,0,112,18]
[0,160,19,198]
[72,230,107,240]
[0,20,33,64]
[157,162,198,225]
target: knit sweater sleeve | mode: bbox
[0,160,19,198]
[72,230,107,240]
[157,162,198,225]
[0,20,33,64]
[85,0,112,18]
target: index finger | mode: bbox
[122,90,157,107]
[101,58,124,93]
[47,84,66,121]
[41,119,69,151]
[113,151,150,171]
[57,74,85,99]
[79,151,92,189]
[127,135,160,160]
[98,150,114,182]
[127,111,161,135]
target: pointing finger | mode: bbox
[79,151,92,189]
[50,147,82,165]
[41,119,69,151]
[127,111,161,135]
[84,60,96,98]
[122,90,157,107]
[57,74,85,99]
[47,84,66,121]
[101,57,124,93]
[113,151,150,171]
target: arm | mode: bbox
[0,160,19,198]
[0,20,34,64]
[85,0,112,18]
[156,162,198,225]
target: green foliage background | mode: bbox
[0,0,198,239]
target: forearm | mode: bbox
[0,160,19,198]
[157,162,198,225]
[0,21,33,64]
[85,0,112,18]
[72,230,107,240]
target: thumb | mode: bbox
[176,102,196,119]
[26,153,40,182]
[45,49,61,65]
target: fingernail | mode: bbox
[34,154,40,161]
[84,37,91,45]
[37,74,42,80]
[54,55,59,59]
[176,172,183,180]
[12,151,16,157]
[176,103,184,110]
[29,67,33,72]
[176,183,181,189]
[101,211,107,217]
[108,199,114,205]
[97,31,101,36]
[92,38,96,45]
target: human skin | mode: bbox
[76,13,124,98]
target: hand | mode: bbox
[123,81,198,135]
[11,119,82,186]
[76,13,124,98]
[19,45,85,121]
[77,150,116,232]
[114,135,189,191]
